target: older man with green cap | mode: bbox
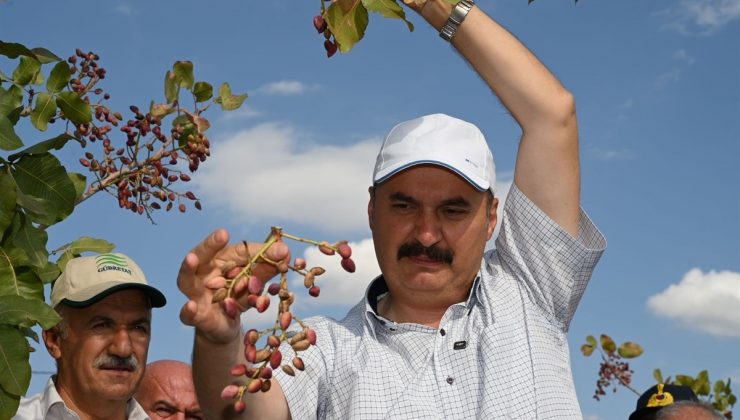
[13,253,166,420]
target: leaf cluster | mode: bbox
[0,39,246,418]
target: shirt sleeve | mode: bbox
[493,183,606,331]
[273,321,331,419]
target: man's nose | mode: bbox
[108,327,133,357]
[414,210,442,247]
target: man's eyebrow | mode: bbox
[389,192,417,203]
[440,197,471,208]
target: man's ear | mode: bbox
[367,186,375,230]
[43,327,63,360]
[486,197,499,240]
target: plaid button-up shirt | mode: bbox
[276,184,606,419]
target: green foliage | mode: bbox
[0,40,247,417]
[583,333,735,417]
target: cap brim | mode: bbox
[61,282,166,308]
[374,160,489,192]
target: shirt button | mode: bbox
[439,328,446,336]
[446,377,454,385]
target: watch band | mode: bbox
[439,0,475,42]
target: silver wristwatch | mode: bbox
[439,0,475,42]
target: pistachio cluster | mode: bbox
[68,51,223,220]
[214,227,356,413]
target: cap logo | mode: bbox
[464,158,479,169]
[647,383,674,408]
[95,254,132,275]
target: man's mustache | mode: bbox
[397,241,454,265]
[94,355,139,371]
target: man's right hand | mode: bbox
[177,228,290,344]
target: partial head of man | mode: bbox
[39,253,166,418]
[136,360,203,420]
[629,383,703,420]
[368,114,499,317]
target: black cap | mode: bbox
[629,383,699,420]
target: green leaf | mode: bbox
[11,153,76,224]
[14,192,55,225]
[214,83,248,111]
[586,335,597,347]
[46,61,71,93]
[30,92,57,132]
[617,341,643,359]
[675,375,695,387]
[68,172,86,201]
[8,133,76,162]
[56,91,92,125]
[0,173,17,234]
[4,106,22,125]
[20,326,38,343]
[580,343,594,357]
[654,368,664,384]
[326,0,370,54]
[695,370,711,396]
[192,81,213,102]
[34,260,60,284]
[9,214,49,268]
[12,56,41,86]
[173,61,194,89]
[164,70,180,103]
[54,236,115,271]
[715,380,726,396]
[30,47,62,64]
[0,41,36,60]
[0,384,21,420]
[0,85,24,118]
[362,0,414,31]
[0,116,23,151]
[0,326,31,396]
[600,334,616,353]
[149,101,175,119]
[32,71,44,86]
[0,245,45,299]
[0,295,61,330]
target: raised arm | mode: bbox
[416,0,581,237]
[178,229,291,419]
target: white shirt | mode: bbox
[275,184,606,419]
[13,377,150,420]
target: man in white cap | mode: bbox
[177,0,606,418]
[14,253,166,420]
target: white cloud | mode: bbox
[239,239,379,329]
[594,149,635,160]
[655,68,682,88]
[219,106,262,121]
[114,3,134,15]
[258,80,320,95]
[195,122,379,234]
[661,0,740,34]
[647,268,740,337]
[290,238,380,309]
[673,49,696,64]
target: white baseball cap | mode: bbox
[373,113,496,193]
[50,253,166,308]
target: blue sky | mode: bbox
[2,0,739,418]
